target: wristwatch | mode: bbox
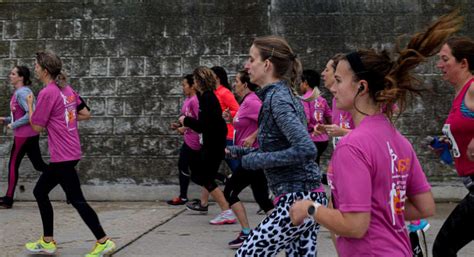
[307,202,321,217]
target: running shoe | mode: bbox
[166,197,188,206]
[209,209,237,225]
[186,201,208,214]
[228,232,249,249]
[0,196,13,209]
[85,238,116,257]
[25,237,57,254]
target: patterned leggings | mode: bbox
[236,191,327,257]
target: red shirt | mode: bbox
[443,78,474,176]
[215,85,239,140]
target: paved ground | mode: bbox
[0,200,473,257]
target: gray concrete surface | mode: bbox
[1,182,469,202]
[0,200,473,257]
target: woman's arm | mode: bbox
[241,95,316,170]
[290,199,370,238]
[77,108,91,121]
[404,191,435,221]
[26,94,44,132]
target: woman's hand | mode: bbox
[323,124,349,137]
[467,138,474,162]
[290,200,314,226]
[7,124,12,130]
[178,115,185,126]
[222,108,232,123]
[177,126,186,135]
[312,124,326,136]
[26,94,34,107]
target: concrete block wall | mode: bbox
[0,0,471,196]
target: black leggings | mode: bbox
[177,143,201,199]
[6,135,47,198]
[190,151,221,193]
[314,141,328,165]
[433,191,474,257]
[224,165,274,213]
[33,160,106,239]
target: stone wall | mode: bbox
[0,0,471,191]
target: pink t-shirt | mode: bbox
[328,114,431,257]
[233,92,261,148]
[331,97,354,129]
[10,88,38,137]
[301,91,332,142]
[182,95,201,151]
[31,83,82,163]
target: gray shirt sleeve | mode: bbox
[10,89,32,129]
[241,95,316,170]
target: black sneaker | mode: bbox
[186,201,208,214]
[228,232,249,249]
[0,196,13,209]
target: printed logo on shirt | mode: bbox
[442,124,460,158]
[60,92,77,131]
[387,141,409,227]
[313,100,324,122]
[327,164,334,190]
[339,113,351,129]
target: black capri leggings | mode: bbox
[224,164,274,213]
[33,160,106,239]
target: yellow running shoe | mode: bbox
[25,237,57,254]
[85,238,116,257]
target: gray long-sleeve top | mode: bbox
[4,86,34,129]
[228,80,321,196]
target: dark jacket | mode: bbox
[184,90,227,159]
[228,80,321,196]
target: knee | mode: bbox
[33,186,47,201]
[204,181,217,193]
[224,189,239,206]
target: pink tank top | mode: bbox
[443,78,474,176]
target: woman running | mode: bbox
[433,36,474,257]
[179,66,236,225]
[224,70,274,249]
[299,69,332,165]
[227,35,326,257]
[290,11,462,257]
[0,66,47,209]
[24,51,115,256]
[167,75,201,205]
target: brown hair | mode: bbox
[193,66,217,92]
[344,9,463,119]
[446,36,474,72]
[36,51,62,78]
[330,53,345,71]
[252,35,302,91]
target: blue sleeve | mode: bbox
[10,89,31,129]
[241,95,316,170]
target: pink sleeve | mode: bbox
[406,151,431,196]
[31,89,53,127]
[332,144,372,212]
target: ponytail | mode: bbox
[383,8,463,118]
[345,9,463,119]
[56,72,67,88]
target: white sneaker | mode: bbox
[209,210,237,225]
